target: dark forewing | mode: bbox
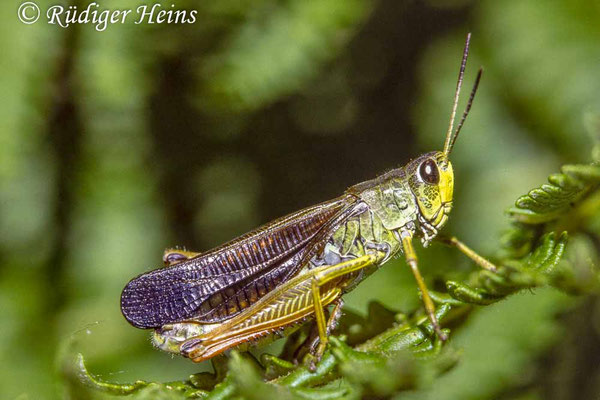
[120,195,357,328]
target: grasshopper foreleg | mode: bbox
[436,235,498,272]
[401,231,448,342]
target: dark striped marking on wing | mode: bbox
[120,197,354,328]
[192,247,309,323]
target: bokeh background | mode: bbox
[2,0,600,399]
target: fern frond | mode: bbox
[507,163,600,224]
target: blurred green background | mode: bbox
[1,0,600,399]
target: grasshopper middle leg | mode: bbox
[295,299,344,363]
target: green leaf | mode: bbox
[74,353,207,398]
[507,163,600,224]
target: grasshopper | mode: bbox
[121,33,495,366]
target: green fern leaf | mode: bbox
[507,163,600,224]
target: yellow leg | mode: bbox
[309,253,384,366]
[311,279,328,354]
[436,236,498,272]
[401,232,447,342]
[162,248,201,266]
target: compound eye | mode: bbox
[419,159,440,185]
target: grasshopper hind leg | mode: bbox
[306,253,384,370]
[179,253,384,365]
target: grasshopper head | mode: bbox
[407,152,454,234]
[408,33,482,244]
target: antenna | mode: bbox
[447,68,483,155]
[442,33,482,160]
